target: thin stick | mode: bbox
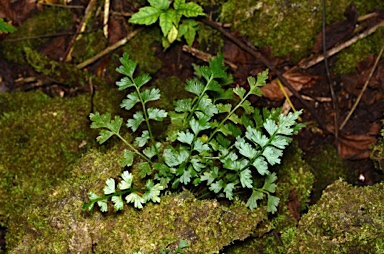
[76,28,143,69]
[182,45,237,70]
[62,0,97,62]
[339,44,384,130]
[103,0,110,38]
[322,0,339,141]
[299,21,384,69]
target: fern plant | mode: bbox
[83,53,305,213]
[129,0,205,49]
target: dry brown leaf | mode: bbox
[261,72,316,101]
[338,134,377,159]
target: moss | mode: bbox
[72,30,108,64]
[334,27,384,74]
[287,180,384,253]
[119,27,162,75]
[0,88,122,226]
[6,145,267,253]
[0,7,74,65]
[197,24,224,54]
[306,145,351,203]
[218,0,382,63]
[24,47,108,89]
[223,143,314,253]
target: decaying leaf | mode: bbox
[261,72,317,101]
[338,133,377,159]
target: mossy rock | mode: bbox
[0,88,123,226]
[0,7,74,65]
[6,146,267,253]
[287,180,384,253]
[218,0,382,63]
[223,143,315,253]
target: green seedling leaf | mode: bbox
[174,98,192,112]
[264,118,278,136]
[98,200,108,212]
[267,194,279,214]
[178,19,198,46]
[118,171,133,190]
[121,91,140,110]
[134,73,152,88]
[141,88,161,103]
[263,172,278,193]
[216,103,232,113]
[148,108,168,121]
[178,239,189,248]
[245,126,268,147]
[129,6,162,25]
[126,192,145,209]
[96,130,114,144]
[143,180,164,203]
[198,97,218,118]
[246,189,264,210]
[240,168,253,188]
[252,156,269,175]
[262,146,282,165]
[200,167,219,185]
[226,122,242,137]
[127,111,145,132]
[235,137,257,159]
[111,196,124,211]
[160,10,173,37]
[116,53,137,77]
[190,158,205,172]
[209,180,224,193]
[149,0,170,10]
[116,77,134,90]
[193,140,210,153]
[167,24,178,43]
[179,169,191,184]
[103,178,116,195]
[135,130,150,147]
[271,135,291,149]
[224,183,235,200]
[177,131,194,145]
[209,54,227,79]
[143,144,158,159]
[240,100,254,114]
[176,1,205,18]
[185,79,204,95]
[139,162,152,178]
[121,149,134,167]
[233,86,246,99]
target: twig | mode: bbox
[76,28,144,69]
[103,0,110,38]
[201,18,329,132]
[62,0,98,62]
[299,20,384,69]
[38,3,84,8]
[322,0,339,142]
[182,45,237,70]
[339,44,384,130]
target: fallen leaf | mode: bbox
[261,72,316,101]
[338,133,377,159]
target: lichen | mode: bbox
[287,180,384,253]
